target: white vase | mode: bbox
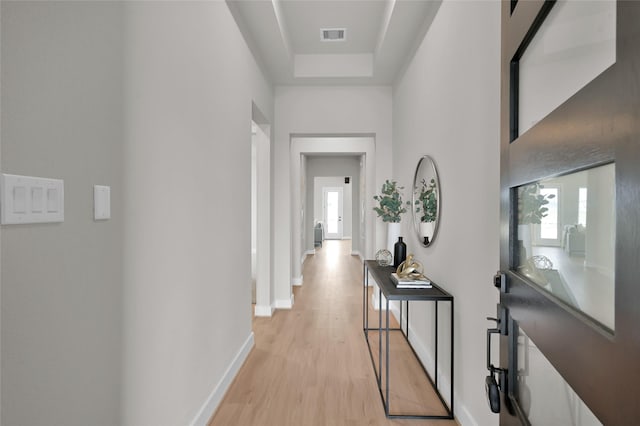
[387,222,401,255]
[419,222,434,244]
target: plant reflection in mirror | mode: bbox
[417,178,437,223]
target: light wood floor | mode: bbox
[209,240,458,426]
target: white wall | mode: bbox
[122,2,273,425]
[393,1,501,425]
[2,2,273,425]
[1,3,124,425]
[274,87,392,306]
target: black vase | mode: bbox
[393,237,407,268]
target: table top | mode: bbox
[365,260,453,301]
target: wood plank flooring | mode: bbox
[209,240,458,426]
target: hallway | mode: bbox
[210,240,457,425]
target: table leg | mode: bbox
[363,264,367,337]
[450,300,454,416]
[435,300,439,389]
[386,296,390,417]
[378,287,382,388]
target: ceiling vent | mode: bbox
[321,28,346,42]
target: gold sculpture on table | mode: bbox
[396,254,427,281]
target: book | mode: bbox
[390,273,432,289]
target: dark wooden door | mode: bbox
[497,1,640,424]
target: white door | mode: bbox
[323,187,343,240]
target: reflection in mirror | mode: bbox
[412,156,440,247]
[515,327,602,425]
[515,163,615,330]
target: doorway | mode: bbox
[323,186,344,240]
[290,138,375,291]
[495,1,640,424]
[251,108,273,317]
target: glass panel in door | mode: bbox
[324,187,343,239]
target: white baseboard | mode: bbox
[351,250,364,262]
[292,276,303,286]
[190,332,255,426]
[302,249,315,260]
[275,294,294,309]
[254,304,274,317]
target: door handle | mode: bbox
[494,271,506,292]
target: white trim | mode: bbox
[301,250,315,265]
[275,294,294,309]
[252,119,272,327]
[189,332,255,426]
[351,250,363,262]
[292,276,303,286]
[254,304,275,317]
[341,236,352,240]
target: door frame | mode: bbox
[498,1,640,424]
[251,111,273,317]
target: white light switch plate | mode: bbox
[1,174,64,224]
[94,185,111,220]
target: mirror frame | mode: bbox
[412,155,441,247]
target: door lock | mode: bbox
[486,315,507,413]
[485,367,502,413]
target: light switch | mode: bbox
[94,185,111,220]
[1,174,64,224]
[31,187,44,212]
[47,188,59,212]
[13,186,26,213]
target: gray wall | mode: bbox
[393,1,500,425]
[305,156,360,253]
[122,2,273,424]
[1,2,124,425]
[1,1,273,425]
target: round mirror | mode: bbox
[412,155,441,247]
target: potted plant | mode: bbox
[416,178,437,241]
[517,182,556,260]
[373,179,408,223]
[373,179,410,255]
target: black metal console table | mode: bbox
[363,260,454,420]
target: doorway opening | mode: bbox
[290,136,375,293]
[251,104,273,317]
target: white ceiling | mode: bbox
[227,0,442,86]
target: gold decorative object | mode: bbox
[396,254,427,281]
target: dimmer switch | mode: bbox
[1,174,64,224]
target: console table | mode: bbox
[363,260,454,419]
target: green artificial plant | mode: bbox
[417,178,437,223]
[518,182,556,224]
[373,180,409,223]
